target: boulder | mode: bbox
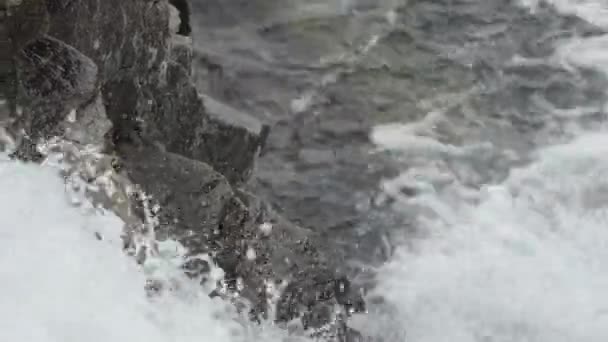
[5,0,365,339]
[9,35,98,160]
[102,61,267,185]
[118,143,365,330]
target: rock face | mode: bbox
[15,36,98,139]
[186,0,607,280]
[119,143,364,326]
[2,0,364,339]
[45,0,266,184]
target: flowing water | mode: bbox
[0,153,299,342]
[2,0,608,341]
[360,0,608,341]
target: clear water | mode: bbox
[364,1,608,341]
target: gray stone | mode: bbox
[200,94,270,183]
[117,143,364,331]
[15,36,98,106]
[116,144,233,245]
[46,0,170,83]
[298,148,336,166]
[62,93,112,146]
[102,61,267,185]
[10,35,99,159]
[6,0,368,339]
[4,0,50,53]
[170,35,194,74]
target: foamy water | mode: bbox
[2,1,608,341]
[0,154,292,342]
[367,1,608,341]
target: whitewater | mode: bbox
[2,0,608,342]
[0,151,303,341]
[361,0,608,341]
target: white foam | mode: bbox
[368,1,608,341]
[0,155,291,342]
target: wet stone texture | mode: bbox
[188,0,608,283]
[3,0,367,340]
[119,143,364,328]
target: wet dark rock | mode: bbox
[181,258,211,280]
[186,0,608,263]
[200,94,270,184]
[168,0,192,37]
[46,0,170,84]
[22,0,608,340]
[96,48,265,184]
[298,148,336,166]
[5,0,50,53]
[2,3,363,338]
[41,0,268,184]
[117,144,233,245]
[170,36,193,74]
[118,143,365,328]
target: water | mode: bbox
[364,0,608,341]
[0,154,294,342]
[2,1,608,341]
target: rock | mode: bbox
[2,0,50,124]
[0,6,17,127]
[168,0,192,37]
[298,148,336,166]
[117,143,233,245]
[43,0,265,183]
[62,93,112,146]
[9,36,98,160]
[117,143,364,331]
[103,61,267,185]
[6,0,367,339]
[234,190,366,322]
[168,0,194,74]
[170,35,193,74]
[15,36,98,106]
[46,0,170,83]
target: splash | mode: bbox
[366,1,608,341]
[0,153,294,342]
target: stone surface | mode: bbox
[5,0,50,52]
[102,61,267,185]
[187,0,608,279]
[4,0,370,339]
[118,143,364,329]
[15,36,98,106]
[41,0,266,184]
